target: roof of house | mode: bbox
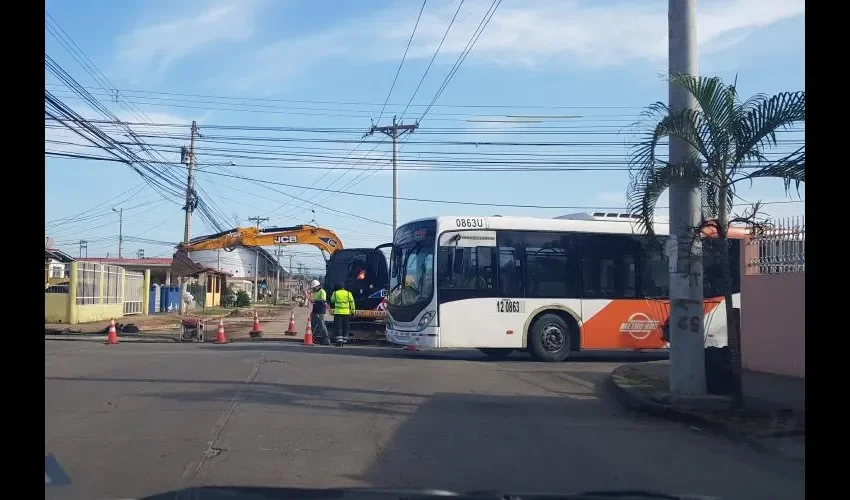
[171,251,233,278]
[45,248,76,263]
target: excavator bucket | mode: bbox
[171,249,212,277]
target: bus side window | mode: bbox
[579,233,638,299]
[637,236,669,297]
[703,238,740,297]
[521,232,577,298]
[476,247,494,289]
[497,232,523,297]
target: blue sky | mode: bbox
[45,0,805,274]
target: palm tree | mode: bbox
[627,74,805,408]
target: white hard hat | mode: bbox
[310,279,321,288]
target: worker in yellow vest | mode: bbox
[330,282,356,344]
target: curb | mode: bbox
[608,365,804,464]
[45,334,177,343]
[228,336,394,347]
[46,333,394,347]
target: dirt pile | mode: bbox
[226,308,285,318]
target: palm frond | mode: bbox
[739,146,805,194]
[627,160,704,236]
[670,74,735,161]
[627,75,804,241]
[699,173,734,220]
[733,91,805,166]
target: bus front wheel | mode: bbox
[528,313,572,362]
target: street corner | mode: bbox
[608,361,805,462]
[609,361,730,414]
[45,332,179,343]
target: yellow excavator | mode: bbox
[173,225,390,328]
[176,224,343,259]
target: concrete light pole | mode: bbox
[668,0,706,395]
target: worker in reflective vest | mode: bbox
[309,279,331,345]
[330,282,356,343]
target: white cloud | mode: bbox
[399,0,805,67]
[115,0,263,76]
[232,0,803,87]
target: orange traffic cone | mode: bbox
[214,318,228,344]
[250,309,262,338]
[285,311,298,336]
[106,318,119,345]
[303,316,314,345]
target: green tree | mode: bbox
[235,289,251,308]
[627,74,805,407]
[221,285,236,308]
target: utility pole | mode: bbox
[367,115,418,234]
[79,240,87,259]
[274,245,282,304]
[179,120,199,315]
[668,0,705,395]
[112,207,123,259]
[248,216,269,302]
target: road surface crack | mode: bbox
[180,352,265,483]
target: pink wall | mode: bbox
[739,244,805,378]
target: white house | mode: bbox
[186,247,286,279]
[44,248,74,284]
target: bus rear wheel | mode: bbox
[479,348,514,359]
[528,313,572,362]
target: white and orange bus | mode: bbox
[385,213,746,361]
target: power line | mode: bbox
[419,0,502,122]
[376,0,428,124]
[400,0,465,122]
[42,83,656,110]
[47,90,676,123]
[189,167,807,211]
[45,147,804,172]
[45,14,229,234]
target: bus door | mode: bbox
[437,230,514,348]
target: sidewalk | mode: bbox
[236,306,390,344]
[46,304,390,345]
[44,306,294,335]
[609,360,805,462]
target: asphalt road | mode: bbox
[45,341,804,500]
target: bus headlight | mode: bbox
[418,311,435,329]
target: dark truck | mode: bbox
[323,244,391,332]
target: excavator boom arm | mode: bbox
[177,225,344,256]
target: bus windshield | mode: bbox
[388,220,436,309]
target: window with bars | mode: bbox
[76,262,101,305]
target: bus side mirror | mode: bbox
[453,249,465,274]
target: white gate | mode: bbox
[123,271,144,315]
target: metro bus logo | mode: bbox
[619,313,659,340]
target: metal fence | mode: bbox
[45,283,69,294]
[76,262,101,305]
[123,271,144,315]
[746,216,805,275]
